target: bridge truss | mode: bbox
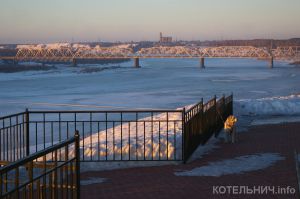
[12,46,300,61]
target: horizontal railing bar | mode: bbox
[185,101,202,113]
[72,160,182,162]
[28,120,182,123]
[0,112,26,120]
[28,110,184,114]
[0,137,76,173]
[0,123,25,131]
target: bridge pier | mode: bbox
[200,57,205,69]
[134,58,140,68]
[269,57,274,69]
[72,59,77,67]
[13,59,18,66]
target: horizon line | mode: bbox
[1,37,300,45]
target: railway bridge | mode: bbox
[1,45,300,69]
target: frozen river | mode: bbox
[0,58,300,124]
[1,58,300,169]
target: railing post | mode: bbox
[223,94,226,119]
[231,93,234,115]
[182,108,186,163]
[201,98,204,133]
[74,130,80,199]
[25,108,30,156]
[214,95,217,132]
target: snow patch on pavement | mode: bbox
[251,116,300,126]
[80,177,107,185]
[80,161,180,172]
[174,153,284,177]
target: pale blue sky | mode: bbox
[0,0,300,43]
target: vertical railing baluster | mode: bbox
[105,112,108,161]
[28,161,33,198]
[54,149,58,199]
[166,112,169,160]
[9,117,12,161]
[5,171,7,193]
[49,166,53,198]
[22,115,25,158]
[59,113,61,159]
[75,130,80,199]
[82,122,85,161]
[113,121,115,160]
[0,173,2,197]
[16,116,19,160]
[70,161,74,199]
[60,166,63,198]
[51,121,54,147]
[35,123,38,153]
[0,127,2,161]
[13,124,16,161]
[43,113,46,150]
[214,95,217,132]
[74,113,77,131]
[15,167,19,198]
[174,121,176,160]
[143,121,145,160]
[65,145,69,199]
[67,121,69,139]
[151,113,153,160]
[128,122,130,160]
[43,154,46,199]
[136,112,138,160]
[90,113,92,161]
[120,112,123,161]
[97,121,100,161]
[182,108,185,163]
[158,120,161,160]
[6,127,8,161]
[37,179,41,198]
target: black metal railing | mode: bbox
[183,94,233,162]
[27,110,184,161]
[0,131,80,199]
[0,94,233,164]
[0,111,28,163]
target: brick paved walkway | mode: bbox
[81,122,300,199]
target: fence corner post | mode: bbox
[25,108,30,156]
[231,93,234,115]
[74,130,80,199]
[182,108,186,163]
[201,98,204,133]
[214,95,217,126]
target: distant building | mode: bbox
[159,32,172,43]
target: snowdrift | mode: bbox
[236,94,300,116]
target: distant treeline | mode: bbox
[197,38,300,48]
[134,39,300,49]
